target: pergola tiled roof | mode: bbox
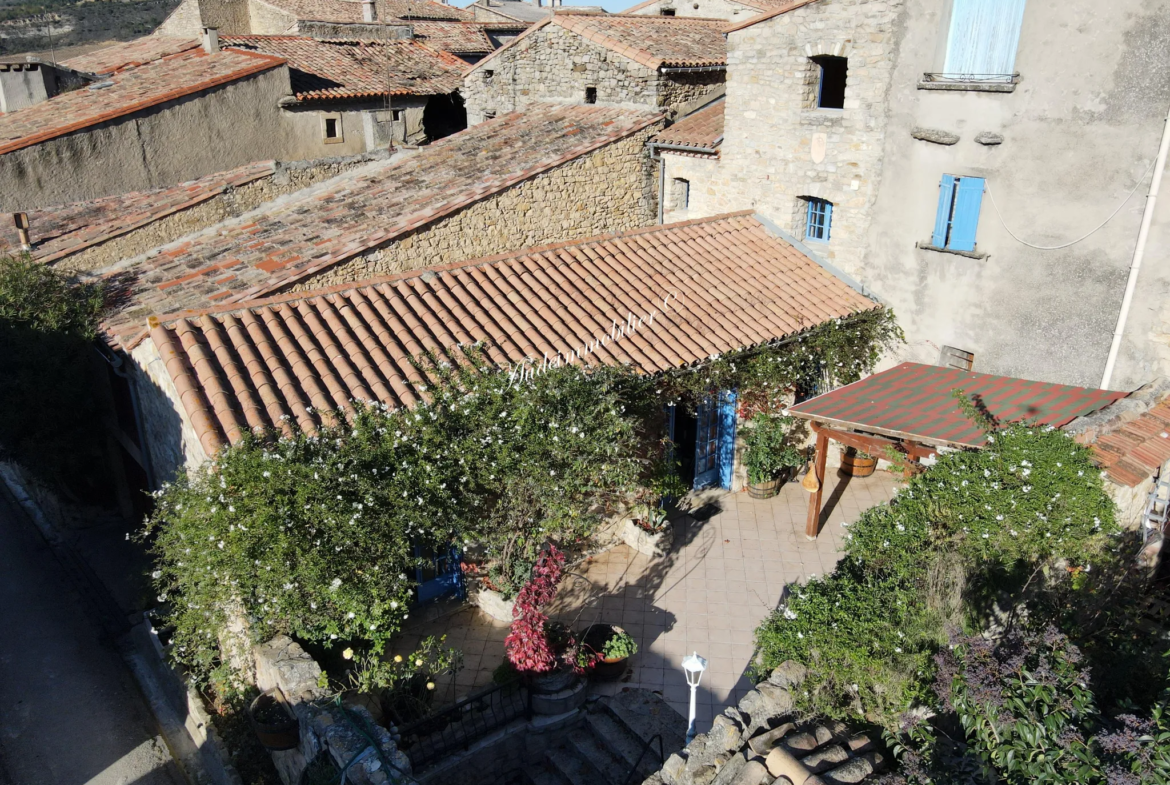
[0,162,276,264]
[788,362,1127,449]
[148,212,879,456]
[222,36,465,99]
[651,99,723,154]
[100,103,663,350]
[468,14,727,74]
[0,47,284,156]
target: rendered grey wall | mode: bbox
[861,0,1170,390]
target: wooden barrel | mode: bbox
[840,452,876,477]
[748,477,781,499]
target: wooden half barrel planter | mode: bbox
[839,447,876,477]
[747,467,795,499]
[249,688,300,751]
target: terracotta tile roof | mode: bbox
[410,21,496,54]
[61,36,200,74]
[620,0,798,15]
[101,103,663,349]
[469,14,726,74]
[723,0,821,33]
[0,162,275,265]
[222,36,464,99]
[146,212,879,455]
[788,362,1127,449]
[255,0,472,22]
[1088,400,1170,486]
[0,48,284,157]
[651,99,722,153]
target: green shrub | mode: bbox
[754,422,1118,727]
[743,413,805,485]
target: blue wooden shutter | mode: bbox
[932,174,957,248]
[945,0,1027,78]
[948,177,985,252]
[717,389,737,490]
[823,201,833,241]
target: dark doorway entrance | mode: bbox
[422,93,467,142]
[673,405,697,490]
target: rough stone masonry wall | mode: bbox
[695,0,902,279]
[627,0,760,22]
[54,153,391,274]
[653,661,889,785]
[292,124,662,290]
[464,26,661,124]
[662,152,721,222]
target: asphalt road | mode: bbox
[0,489,186,785]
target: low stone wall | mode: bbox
[291,124,661,291]
[55,152,393,274]
[655,661,889,785]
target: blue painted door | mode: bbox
[413,543,465,604]
[693,398,720,489]
[693,391,737,490]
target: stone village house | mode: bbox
[0,31,465,210]
[622,0,791,24]
[662,0,1170,392]
[461,14,728,125]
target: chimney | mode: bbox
[13,212,31,250]
[202,27,220,54]
[362,0,376,21]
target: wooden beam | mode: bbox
[809,421,937,461]
[805,430,829,540]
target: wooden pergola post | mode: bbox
[805,427,829,540]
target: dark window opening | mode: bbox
[423,92,468,141]
[324,117,339,138]
[484,69,494,80]
[660,7,676,14]
[585,86,597,104]
[392,109,404,122]
[812,55,847,109]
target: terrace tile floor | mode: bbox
[396,470,901,734]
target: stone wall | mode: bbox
[291,123,662,289]
[129,335,210,488]
[154,0,205,36]
[626,0,761,21]
[54,152,392,274]
[463,26,722,124]
[655,661,889,785]
[661,152,721,222]
[694,0,902,284]
[659,71,727,120]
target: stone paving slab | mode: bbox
[397,471,901,733]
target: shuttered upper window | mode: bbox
[932,175,984,253]
[943,0,1027,82]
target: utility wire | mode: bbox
[983,156,1157,250]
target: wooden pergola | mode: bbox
[786,362,1128,540]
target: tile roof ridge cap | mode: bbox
[723,0,819,33]
[147,211,761,328]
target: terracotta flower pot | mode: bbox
[249,689,299,751]
[581,624,631,682]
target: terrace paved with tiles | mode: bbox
[397,469,900,730]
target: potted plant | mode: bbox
[744,413,805,499]
[248,687,300,751]
[840,446,877,477]
[581,624,638,682]
[619,501,673,557]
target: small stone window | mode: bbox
[322,113,343,144]
[671,177,690,211]
[812,55,848,109]
[484,69,494,81]
[585,86,597,104]
[660,7,676,14]
[392,109,404,122]
[484,110,496,120]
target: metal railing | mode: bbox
[396,679,530,770]
[621,733,665,785]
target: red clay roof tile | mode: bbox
[62,36,201,74]
[149,212,879,453]
[1087,399,1170,486]
[652,99,723,152]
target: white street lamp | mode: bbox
[681,651,708,744]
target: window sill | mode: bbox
[917,77,1017,93]
[917,241,986,260]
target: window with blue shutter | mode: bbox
[944,0,1027,81]
[805,198,832,243]
[931,175,984,253]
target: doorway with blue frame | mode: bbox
[413,542,466,605]
[669,390,738,490]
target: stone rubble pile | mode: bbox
[651,661,889,785]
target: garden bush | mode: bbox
[754,420,1120,727]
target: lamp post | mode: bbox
[681,651,708,744]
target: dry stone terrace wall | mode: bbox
[52,154,390,274]
[289,124,662,290]
[700,0,901,278]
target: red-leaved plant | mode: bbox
[505,545,599,675]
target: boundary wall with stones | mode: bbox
[289,123,662,291]
[651,661,890,785]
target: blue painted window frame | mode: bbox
[805,198,832,243]
[931,174,985,252]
